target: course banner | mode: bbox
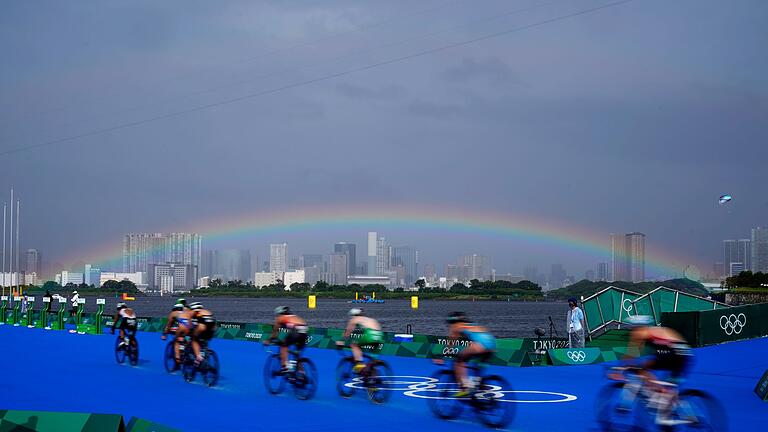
[662,302,768,347]
[547,347,602,366]
[0,410,125,432]
[755,369,768,401]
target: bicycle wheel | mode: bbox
[335,357,356,398]
[426,369,463,420]
[182,350,196,383]
[474,374,514,428]
[263,354,285,395]
[203,350,220,387]
[114,337,126,364]
[675,389,727,432]
[293,358,318,400]
[595,382,640,432]
[164,341,178,373]
[366,360,393,404]
[129,338,139,366]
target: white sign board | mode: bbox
[42,297,51,303]
[28,297,35,302]
[13,297,21,301]
[1,296,7,301]
[77,299,86,304]
[58,298,66,303]
[96,299,106,305]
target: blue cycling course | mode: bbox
[0,325,766,431]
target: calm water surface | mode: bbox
[84,296,570,338]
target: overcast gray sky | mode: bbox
[1,0,766,277]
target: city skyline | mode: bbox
[1,1,766,283]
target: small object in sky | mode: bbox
[718,194,732,205]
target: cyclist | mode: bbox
[187,302,216,365]
[337,308,383,373]
[161,302,187,365]
[444,311,496,397]
[112,302,138,348]
[618,315,693,425]
[265,306,308,374]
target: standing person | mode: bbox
[70,291,80,316]
[567,297,586,348]
[21,294,28,313]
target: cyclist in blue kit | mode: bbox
[445,311,496,397]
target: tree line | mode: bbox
[723,271,768,289]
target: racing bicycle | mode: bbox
[335,343,393,404]
[426,354,515,429]
[114,332,139,366]
[596,366,727,431]
[263,340,318,400]
[181,338,220,387]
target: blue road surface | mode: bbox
[0,325,766,431]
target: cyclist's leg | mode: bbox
[351,342,363,363]
[174,326,188,362]
[192,324,206,362]
[455,343,483,390]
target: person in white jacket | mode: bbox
[70,291,80,316]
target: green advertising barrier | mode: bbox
[0,296,8,324]
[755,369,768,401]
[11,296,22,325]
[0,410,125,432]
[547,347,602,365]
[661,302,768,347]
[52,298,68,330]
[38,296,51,328]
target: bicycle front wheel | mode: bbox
[426,369,463,420]
[203,350,220,387]
[675,389,727,432]
[263,354,285,395]
[336,357,356,398]
[164,341,178,373]
[114,337,126,364]
[366,360,394,404]
[595,382,640,432]
[475,374,515,429]
[293,358,318,401]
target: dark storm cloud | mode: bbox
[0,0,767,277]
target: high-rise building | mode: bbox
[391,246,418,286]
[752,228,768,272]
[208,249,252,282]
[625,232,646,283]
[84,264,101,287]
[270,243,287,274]
[333,242,356,276]
[610,233,625,281]
[150,263,196,293]
[597,262,609,281]
[376,236,389,276]
[585,269,596,281]
[367,232,377,276]
[723,239,752,276]
[60,271,84,286]
[460,254,490,281]
[123,233,201,277]
[25,249,41,275]
[301,254,323,270]
[523,266,538,283]
[549,264,567,289]
[328,253,348,285]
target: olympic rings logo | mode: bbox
[343,375,578,403]
[622,299,634,313]
[566,351,586,362]
[442,347,461,355]
[719,313,746,335]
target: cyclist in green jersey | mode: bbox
[338,308,383,373]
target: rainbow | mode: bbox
[60,204,699,277]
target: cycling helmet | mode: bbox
[116,302,126,310]
[176,298,187,306]
[446,311,468,324]
[625,315,655,327]
[274,306,290,315]
[172,303,184,311]
[349,308,363,317]
[189,302,204,310]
